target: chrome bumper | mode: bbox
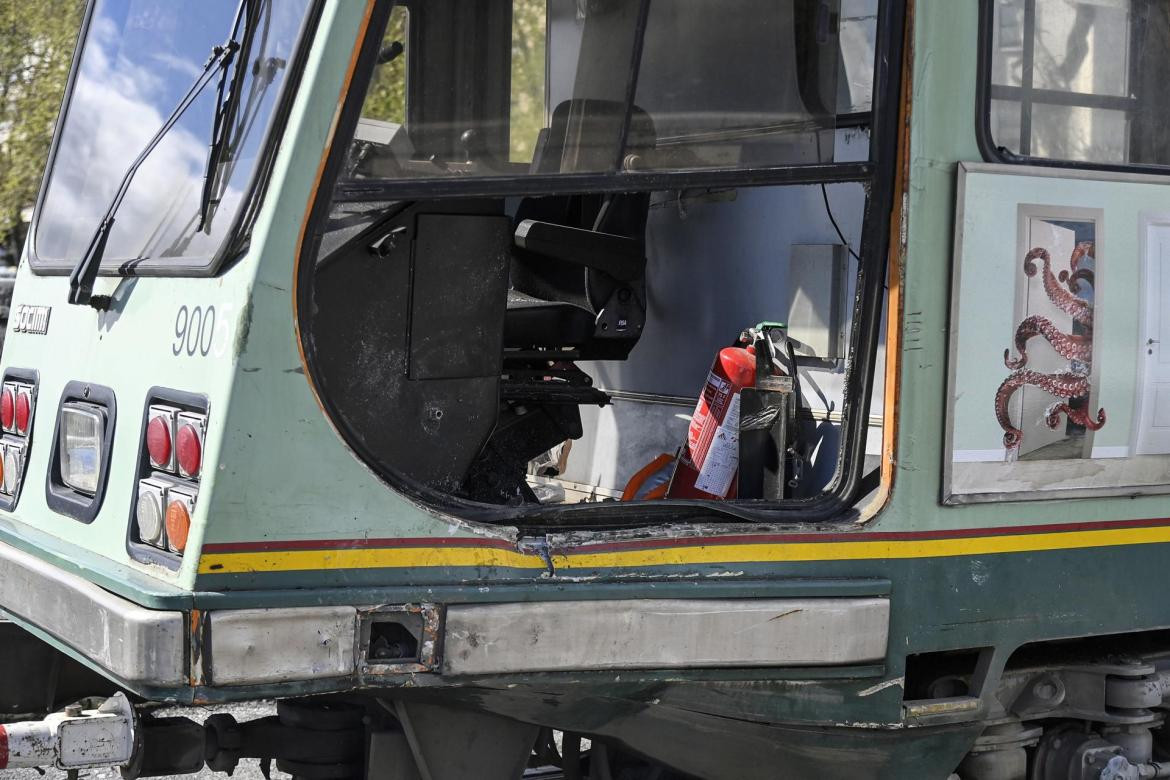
[0,539,362,689]
[0,540,186,686]
[444,597,890,675]
[0,538,891,690]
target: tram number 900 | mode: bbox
[173,305,231,358]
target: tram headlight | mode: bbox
[60,404,105,495]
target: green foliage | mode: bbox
[0,0,85,255]
[509,0,546,162]
[361,6,408,126]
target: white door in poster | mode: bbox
[1011,218,1079,459]
[1137,226,1170,455]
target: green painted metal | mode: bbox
[896,0,1170,531]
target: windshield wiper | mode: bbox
[198,0,263,233]
[68,0,248,310]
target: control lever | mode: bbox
[459,129,506,172]
[377,41,404,64]
[369,226,407,259]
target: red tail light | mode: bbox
[14,386,32,435]
[1,385,14,432]
[175,414,204,478]
[0,371,37,508]
[145,408,175,470]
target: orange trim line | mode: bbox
[290,0,376,403]
[876,0,915,509]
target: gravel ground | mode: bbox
[2,702,291,780]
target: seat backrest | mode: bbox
[531,98,655,176]
[511,99,655,316]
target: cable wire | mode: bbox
[821,182,862,262]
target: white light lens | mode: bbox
[136,492,164,545]
[60,405,103,495]
[3,444,20,495]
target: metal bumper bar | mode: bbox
[0,540,186,686]
[0,538,891,691]
[443,597,891,675]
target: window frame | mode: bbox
[333,0,877,202]
[976,0,1170,176]
[295,0,908,527]
[26,0,325,279]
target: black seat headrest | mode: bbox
[531,99,657,175]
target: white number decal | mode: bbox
[212,302,234,359]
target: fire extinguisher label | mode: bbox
[695,392,741,497]
[689,372,732,469]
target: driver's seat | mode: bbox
[460,100,656,503]
[502,99,656,361]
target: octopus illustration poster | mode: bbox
[946,164,1170,503]
[996,209,1103,462]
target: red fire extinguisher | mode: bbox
[667,345,758,499]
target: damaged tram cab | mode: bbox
[305,0,886,515]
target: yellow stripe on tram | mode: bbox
[198,546,545,574]
[196,524,1170,575]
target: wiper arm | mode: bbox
[198,0,258,233]
[68,2,247,310]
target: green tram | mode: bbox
[1,0,1170,777]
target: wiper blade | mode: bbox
[68,2,247,310]
[198,0,258,233]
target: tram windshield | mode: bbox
[31,0,312,270]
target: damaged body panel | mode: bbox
[441,597,890,675]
